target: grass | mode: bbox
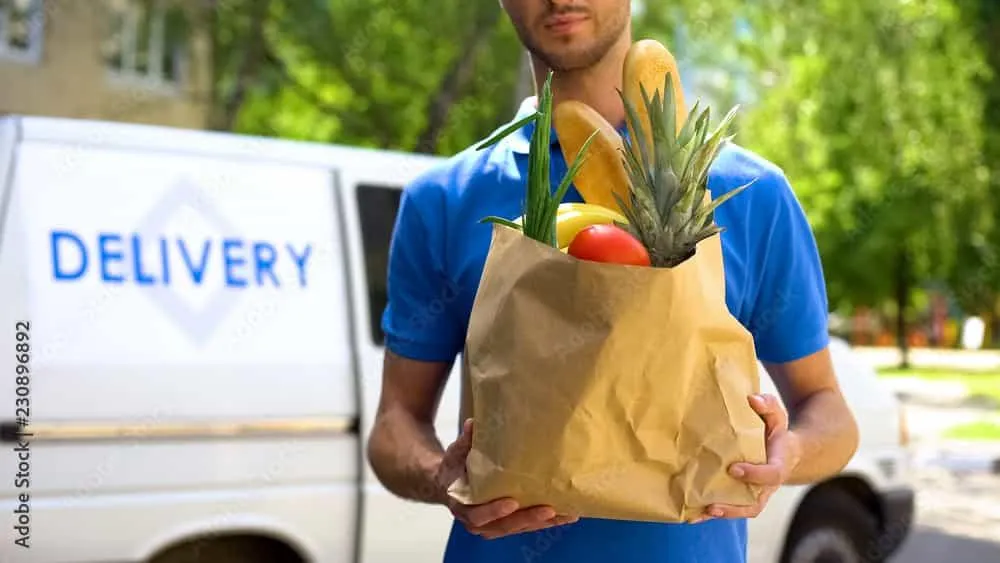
[877,366,1000,406]
[942,420,1000,441]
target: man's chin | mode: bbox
[537,49,605,73]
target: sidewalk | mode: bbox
[899,401,1000,475]
[885,377,976,407]
[854,346,1000,371]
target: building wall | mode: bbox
[0,0,211,130]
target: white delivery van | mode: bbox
[0,115,914,563]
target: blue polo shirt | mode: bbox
[381,98,830,562]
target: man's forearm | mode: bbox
[786,389,860,485]
[367,408,447,504]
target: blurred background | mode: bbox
[1,0,998,561]
[6,0,998,359]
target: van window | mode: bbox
[356,184,403,345]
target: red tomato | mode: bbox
[567,224,651,267]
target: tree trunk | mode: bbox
[215,0,270,131]
[895,248,911,368]
[990,297,1000,348]
[204,0,220,130]
[983,310,995,349]
[414,5,504,154]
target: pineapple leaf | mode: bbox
[614,67,753,268]
[674,100,701,178]
[676,99,701,149]
[620,143,643,177]
[662,73,676,145]
[652,133,676,226]
[693,225,724,244]
[620,144,656,211]
[682,179,756,234]
[688,123,733,195]
[694,135,736,190]
[658,181,677,224]
[679,108,713,200]
[612,192,636,221]
[715,104,741,133]
[694,106,711,151]
[620,89,653,186]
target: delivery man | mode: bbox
[366,1,860,561]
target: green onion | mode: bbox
[480,71,598,247]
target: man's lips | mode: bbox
[544,13,588,33]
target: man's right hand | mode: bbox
[434,418,580,540]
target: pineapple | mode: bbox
[613,73,754,268]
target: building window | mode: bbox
[0,0,45,63]
[102,0,190,88]
[356,184,404,346]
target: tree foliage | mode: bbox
[202,0,1000,345]
[206,0,754,154]
[737,0,991,329]
[947,0,1000,325]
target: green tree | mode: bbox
[197,0,523,153]
[739,0,991,364]
[948,0,1000,346]
[203,0,755,154]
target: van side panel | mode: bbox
[336,153,464,563]
[0,120,360,562]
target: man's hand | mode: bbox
[695,393,803,522]
[436,419,580,540]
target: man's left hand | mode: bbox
[695,393,803,522]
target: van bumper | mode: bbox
[876,487,915,556]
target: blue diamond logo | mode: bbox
[134,178,243,347]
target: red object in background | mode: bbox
[567,224,652,267]
[852,306,872,345]
[930,293,947,346]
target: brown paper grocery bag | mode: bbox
[447,221,768,523]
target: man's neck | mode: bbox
[530,36,633,131]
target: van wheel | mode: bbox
[780,488,881,563]
[148,535,302,563]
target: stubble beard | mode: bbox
[518,15,628,73]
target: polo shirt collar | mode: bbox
[505,96,630,155]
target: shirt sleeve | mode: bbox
[380,175,465,363]
[748,169,830,364]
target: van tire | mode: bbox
[148,535,302,563]
[780,488,882,563]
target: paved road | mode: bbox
[886,401,1000,563]
[890,468,1000,562]
[847,347,1000,562]
[893,527,1000,563]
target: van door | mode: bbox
[336,150,464,563]
[0,116,359,563]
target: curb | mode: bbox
[894,391,1000,411]
[912,443,1000,475]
